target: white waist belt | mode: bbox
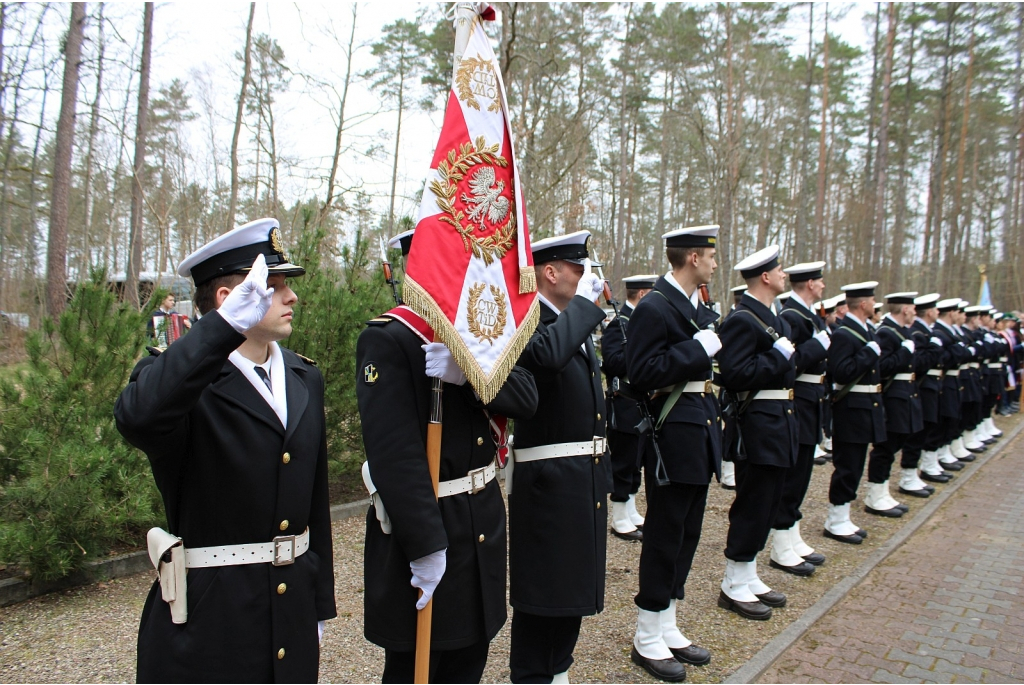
[654,380,714,395]
[796,374,826,384]
[835,383,883,393]
[737,389,794,401]
[988,362,1004,369]
[893,373,916,382]
[185,527,310,568]
[946,369,960,377]
[515,437,606,463]
[969,362,980,369]
[999,357,1008,362]
[927,369,945,377]
[438,461,497,497]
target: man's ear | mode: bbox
[215,286,233,310]
[543,264,558,286]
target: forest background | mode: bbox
[0,2,1023,579]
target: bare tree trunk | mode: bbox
[45,2,86,317]
[227,2,255,230]
[871,3,897,273]
[81,2,106,278]
[890,13,916,288]
[946,7,976,275]
[1003,3,1023,266]
[814,10,830,236]
[720,3,736,281]
[386,59,405,234]
[795,2,814,261]
[321,3,357,221]
[126,2,153,309]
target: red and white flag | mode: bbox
[403,4,538,404]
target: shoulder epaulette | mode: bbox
[295,353,318,366]
[366,317,392,326]
[145,346,163,357]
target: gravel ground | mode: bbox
[0,412,1018,683]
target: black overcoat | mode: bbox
[932,321,971,418]
[510,295,609,617]
[780,297,829,446]
[625,277,722,484]
[876,317,923,435]
[355,318,537,651]
[601,303,642,435]
[909,319,944,423]
[828,316,887,444]
[957,327,984,403]
[114,312,337,684]
[717,294,798,468]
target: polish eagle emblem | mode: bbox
[462,167,510,229]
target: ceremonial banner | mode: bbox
[403,3,538,403]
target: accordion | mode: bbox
[153,313,189,348]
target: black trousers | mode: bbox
[961,400,982,431]
[867,431,909,484]
[608,429,642,502]
[942,410,963,444]
[509,612,582,684]
[774,443,816,531]
[383,641,490,684]
[634,475,708,612]
[829,441,869,505]
[983,392,998,415]
[902,420,943,468]
[724,461,786,562]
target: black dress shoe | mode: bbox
[717,591,772,620]
[966,444,986,453]
[895,503,909,513]
[958,453,976,462]
[612,528,643,542]
[630,646,687,682]
[921,472,952,483]
[755,590,787,607]
[802,551,826,566]
[824,528,863,544]
[865,505,903,518]
[924,484,936,493]
[855,528,868,538]
[940,461,964,471]
[671,644,710,666]
[769,558,816,576]
[813,456,827,465]
[899,486,932,498]
[721,483,736,491]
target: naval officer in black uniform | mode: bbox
[356,229,539,683]
[115,218,337,683]
[602,274,659,543]
[624,225,722,681]
[770,262,831,574]
[508,230,609,684]
[823,281,887,544]
[862,292,921,518]
[717,245,803,621]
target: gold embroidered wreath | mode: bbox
[467,282,508,345]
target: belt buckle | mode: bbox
[272,535,296,566]
[593,437,607,455]
[468,466,488,494]
[787,388,794,400]
[704,379,713,393]
[910,373,916,382]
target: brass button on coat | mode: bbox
[597,413,602,421]
[282,452,291,464]
[478,534,485,543]
[277,583,287,595]
[277,648,285,660]
[279,520,289,531]
[596,501,601,509]
[476,437,484,445]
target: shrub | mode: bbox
[0,270,163,581]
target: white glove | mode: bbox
[575,273,604,302]
[410,548,447,610]
[218,254,275,334]
[930,336,943,347]
[902,340,916,354]
[693,329,722,358]
[423,343,467,386]
[318,621,325,645]
[812,329,831,351]
[969,346,977,356]
[773,337,796,360]
[866,341,881,356]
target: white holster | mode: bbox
[147,527,187,624]
[362,461,393,534]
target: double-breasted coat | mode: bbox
[115,311,337,684]
[779,297,830,447]
[717,294,798,468]
[510,296,609,617]
[601,302,642,437]
[625,277,722,484]
[909,319,945,424]
[876,317,923,436]
[355,316,537,651]
[828,316,887,445]
[932,321,972,418]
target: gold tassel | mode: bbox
[519,267,536,294]
[404,278,540,404]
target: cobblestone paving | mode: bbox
[759,429,1024,684]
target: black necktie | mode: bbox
[254,366,272,392]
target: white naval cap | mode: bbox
[623,274,659,290]
[936,298,962,312]
[874,301,884,311]
[783,261,826,282]
[957,300,969,310]
[964,304,988,315]
[914,293,941,308]
[821,294,845,312]
[177,218,305,285]
[840,281,879,298]
[531,230,600,266]
[730,284,748,293]
[734,244,780,279]
[884,291,918,305]
[387,228,415,256]
[778,290,792,302]
[662,224,719,248]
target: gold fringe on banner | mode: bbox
[403,276,540,405]
[519,267,536,294]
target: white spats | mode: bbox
[825,503,860,537]
[770,527,806,568]
[721,461,736,487]
[626,493,645,527]
[721,560,759,603]
[661,599,692,650]
[634,608,673,660]
[791,521,816,558]
[611,501,638,535]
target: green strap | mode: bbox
[655,383,686,431]
[734,309,781,341]
[780,306,823,333]
[837,325,868,344]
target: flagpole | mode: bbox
[414,4,478,682]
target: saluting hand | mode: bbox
[575,273,604,303]
[218,254,275,334]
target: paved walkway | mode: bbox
[759,429,1024,684]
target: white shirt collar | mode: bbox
[884,313,902,326]
[935,319,955,333]
[665,271,700,308]
[845,311,868,331]
[914,316,932,330]
[788,290,811,312]
[230,342,287,427]
[537,292,561,315]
